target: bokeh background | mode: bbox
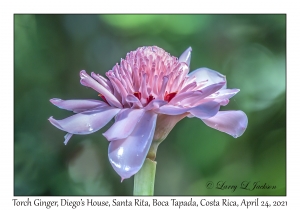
[14,14,286,196]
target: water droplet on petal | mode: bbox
[86,123,93,132]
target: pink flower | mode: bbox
[49,46,247,180]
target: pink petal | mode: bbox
[189,101,220,119]
[170,82,225,106]
[219,99,230,106]
[109,76,130,107]
[201,111,248,138]
[48,106,120,135]
[208,89,240,100]
[64,133,73,145]
[50,98,106,113]
[178,47,192,66]
[91,72,113,93]
[144,99,167,111]
[126,94,143,109]
[207,89,240,106]
[184,88,239,107]
[108,111,157,180]
[188,67,227,89]
[79,70,123,108]
[103,109,145,141]
[157,104,192,115]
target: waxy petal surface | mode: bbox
[208,89,240,100]
[103,109,145,141]
[178,47,192,66]
[108,111,157,180]
[80,70,122,108]
[50,98,105,113]
[188,67,227,89]
[208,89,240,106]
[170,82,226,106]
[189,101,221,119]
[144,99,167,111]
[157,105,192,115]
[64,133,73,145]
[49,106,120,135]
[202,111,248,138]
[126,94,143,109]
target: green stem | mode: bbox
[133,158,157,195]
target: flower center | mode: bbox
[164,92,177,102]
[106,46,189,108]
[98,94,109,104]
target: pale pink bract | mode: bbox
[49,46,248,180]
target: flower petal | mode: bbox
[50,98,106,113]
[207,89,240,106]
[91,72,113,93]
[103,109,145,141]
[189,101,220,119]
[108,111,157,180]
[64,133,73,145]
[178,47,192,66]
[208,89,240,100]
[188,67,227,89]
[201,111,248,138]
[181,86,238,107]
[80,70,123,108]
[126,94,143,109]
[144,99,167,111]
[48,106,120,135]
[157,104,192,115]
[170,82,225,106]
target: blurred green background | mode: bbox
[14,14,286,196]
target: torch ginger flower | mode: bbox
[49,46,248,180]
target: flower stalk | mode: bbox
[134,113,187,195]
[133,158,157,195]
[146,141,161,161]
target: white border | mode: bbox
[2,0,298,208]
